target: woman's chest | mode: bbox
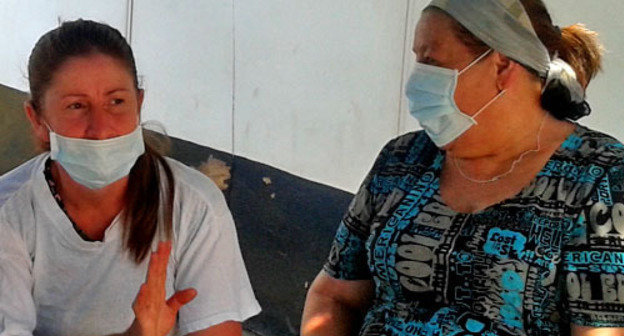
[365,182,580,324]
[31,242,175,335]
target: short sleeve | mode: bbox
[172,184,261,335]
[561,164,624,327]
[0,155,43,208]
[323,141,394,281]
[0,203,36,335]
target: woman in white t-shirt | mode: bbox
[0,19,260,335]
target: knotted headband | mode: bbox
[428,0,550,77]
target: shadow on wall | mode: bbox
[0,83,353,336]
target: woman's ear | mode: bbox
[137,89,145,120]
[24,101,50,145]
[493,52,518,91]
[137,89,145,109]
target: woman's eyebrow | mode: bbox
[60,89,130,99]
[106,88,130,95]
[61,93,88,99]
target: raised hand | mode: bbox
[131,241,197,336]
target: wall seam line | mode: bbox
[125,0,134,45]
[231,0,237,157]
[396,0,411,136]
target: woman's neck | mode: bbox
[51,161,127,219]
[444,104,573,182]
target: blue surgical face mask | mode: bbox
[405,49,506,147]
[48,125,145,190]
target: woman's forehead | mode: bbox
[48,54,135,93]
[55,53,129,76]
[413,11,466,59]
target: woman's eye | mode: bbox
[67,102,84,110]
[419,57,437,65]
[111,98,124,105]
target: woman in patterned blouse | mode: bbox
[302,1,624,335]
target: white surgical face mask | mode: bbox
[405,49,506,147]
[49,125,145,190]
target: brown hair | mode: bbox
[27,19,174,263]
[435,0,604,88]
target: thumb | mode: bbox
[167,288,197,312]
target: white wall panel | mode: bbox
[4,1,623,192]
[234,1,409,192]
[0,0,127,91]
[56,1,128,33]
[131,0,234,152]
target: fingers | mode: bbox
[166,288,197,312]
[145,241,172,302]
[146,241,171,285]
[132,283,148,312]
[132,241,197,336]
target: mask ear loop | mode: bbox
[470,89,507,124]
[42,122,56,140]
[457,49,505,124]
[458,49,493,76]
[44,121,60,156]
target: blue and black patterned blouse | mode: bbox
[324,124,624,335]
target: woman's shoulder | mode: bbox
[163,158,236,257]
[0,153,48,209]
[0,154,47,253]
[381,130,431,155]
[564,124,624,165]
[574,123,623,143]
[371,130,438,173]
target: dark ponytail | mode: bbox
[519,0,603,120]
[538,24,604,120]
[124,142,175,263]
[27,19,173,263]
[517,1,604,89]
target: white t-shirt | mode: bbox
[0,154,261,336]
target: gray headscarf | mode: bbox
[428,0,549,76]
